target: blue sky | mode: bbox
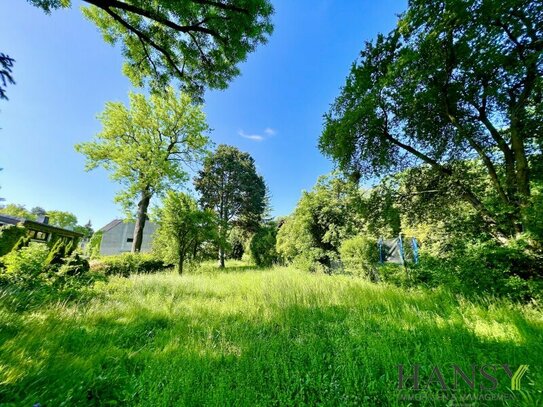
[0,0,406,229]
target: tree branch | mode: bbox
[84,0,228,44]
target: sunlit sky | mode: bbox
[0,0,407,229]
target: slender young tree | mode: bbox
[76,88,210,252]
[27,0,274,99]
[194,145,266,268]
[153,191,217,274]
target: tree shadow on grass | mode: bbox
[1,283,542,406]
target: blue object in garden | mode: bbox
[398,234,405,265]
[378,238,384,264]
[412,237,419,264]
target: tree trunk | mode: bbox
[178,251,184,275]
[132,189,152,253]
[218,221,226,268]
[218,245,225,268]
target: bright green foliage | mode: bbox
[2,242,49,277]
[1,266,542,405]
[321,0,543,241]
[524,183,543,242]
[339,235,378,278]
[76,88,210,252]
[0,204,36,220]
[249,222,277,267]
[276,173,361,272]
[89,253,166,277]
[87,231,103,258]
[46,210,78,229]
[195,145,267,267]
[153,191,217,274]
[0,224,27,257]
[28,0,274,98]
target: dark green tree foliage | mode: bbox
[0,224,27,257]
[46,238,69,266]
[321,0,543,242]
[195,145,267,268]
[250,222,278,267]
[28,0,274,99]
[0,53,15,100]
[228,227,246,260]
[153,191,217,274]
[30,207,47,217]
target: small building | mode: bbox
[0,214,83,244]
[98,219,157,256]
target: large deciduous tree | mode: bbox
[76,88,209,252]
[27,0,274,98]
[153,191,217,274]
[194,144,266,268]
[321,0,543,242]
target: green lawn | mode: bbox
[1,264,542,406]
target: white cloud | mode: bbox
[239,127,277,142]
[239,130,264,142]
[264,127,276,136]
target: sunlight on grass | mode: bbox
[1,263,542,405]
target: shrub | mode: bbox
[45,237,68,266]
[2,242,49,278]
[58,252,91,277]
[249,224,278,267]
[339,236,378,278]
[90,253,166,277]
[0,224,27,256]
[395,237,543,302]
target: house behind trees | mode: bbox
[98,219,157,256]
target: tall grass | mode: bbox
[1,263,542,406]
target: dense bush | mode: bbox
[2,242,50,281]
[339,236,378,278]
[249,223,278,267]
[379,238,543,302]
[90,253,166,277]
[0,224,27,257]
[0,244,97,311]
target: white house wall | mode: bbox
[99,222,158,256]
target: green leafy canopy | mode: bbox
[27,0,274,99]
[75,87,210,216]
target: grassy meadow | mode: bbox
[1,263,542,406]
